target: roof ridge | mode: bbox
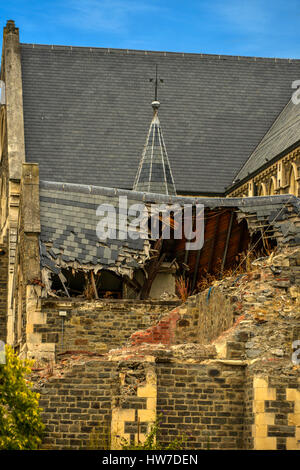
[39,180,298,208]
[20,43,300,62]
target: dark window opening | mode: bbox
[50,268,123,299]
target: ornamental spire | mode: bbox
[133,66,177,195]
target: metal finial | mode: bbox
[150,64,163,109]
[154,64,158,101]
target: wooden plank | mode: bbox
[207,213,221,273]
[221,211,234,273]
[140,238,166,300]
[90,271,99,299]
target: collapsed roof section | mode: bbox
[39,180,300,293]
[39,181,151,280]
[235,195,300,244]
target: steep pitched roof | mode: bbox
[233,98,300,184]
[133,100,176,195]
[20,43,300,194]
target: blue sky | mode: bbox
[1,0,300,58]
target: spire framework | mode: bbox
[133,100,177,195]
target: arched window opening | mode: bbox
[258,183,266,196]
[269,178,276,195]
[289,165,297,196]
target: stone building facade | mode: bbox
[0,20,300,450]
[228,145,300,199]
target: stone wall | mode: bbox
[228,145,300,198]
[0,239,8,342]
[130,287,234,348]
[33,353,300,450]
[34,355,247,450]
[35,358,117,450]
[174,288,234,345]
[243,370,254,449]
[21,246,300,450]
[245,369,300,450]
[156,361,246,450]
[34,299,179,358]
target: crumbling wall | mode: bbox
[33,353,247,450]
[175,288,234,345]
[32,299,179,359]
[130,287,234,347]
[111,362,156,449]
[26,243,300,450]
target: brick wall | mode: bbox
[130,287,234,348]
[266,374,300,450]
[35,299,179,356]
[34,357,300,450]
[34,358,247,450]
[35,359,118,450]
[243,370,254,449]
[174,288,234,345]
[156,361,246,450]
[249,372,300,450]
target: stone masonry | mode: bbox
[30,247,300,450]
[32,298,179,360]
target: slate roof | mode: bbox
[20,44,300,195]
[133,101,176,195]
[39,180,300,278]
[234,97,300,184]
[39,181,151,278]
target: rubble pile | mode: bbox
[211,248,300,367]
[31,248,300,384]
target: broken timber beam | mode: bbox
[221,211,234,274]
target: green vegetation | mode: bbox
[85,414,186,450]
[0,345,45,449]
[119,414,186,450]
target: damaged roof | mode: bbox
[39,180,300,279]
[20,43,300,195]
[39,181,151,278]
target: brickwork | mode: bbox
[32,355,300,450]
[35,299,179,357]
[34,359,118,450]
[130,287,234,348]
[34,358,247,450]
[130,309,180,347]
[259,374,300,450]
[241,370,300,450]
[156,361,246,450]
[175,288,234,345]
[243,370,255,449]
[111,362,156,449]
